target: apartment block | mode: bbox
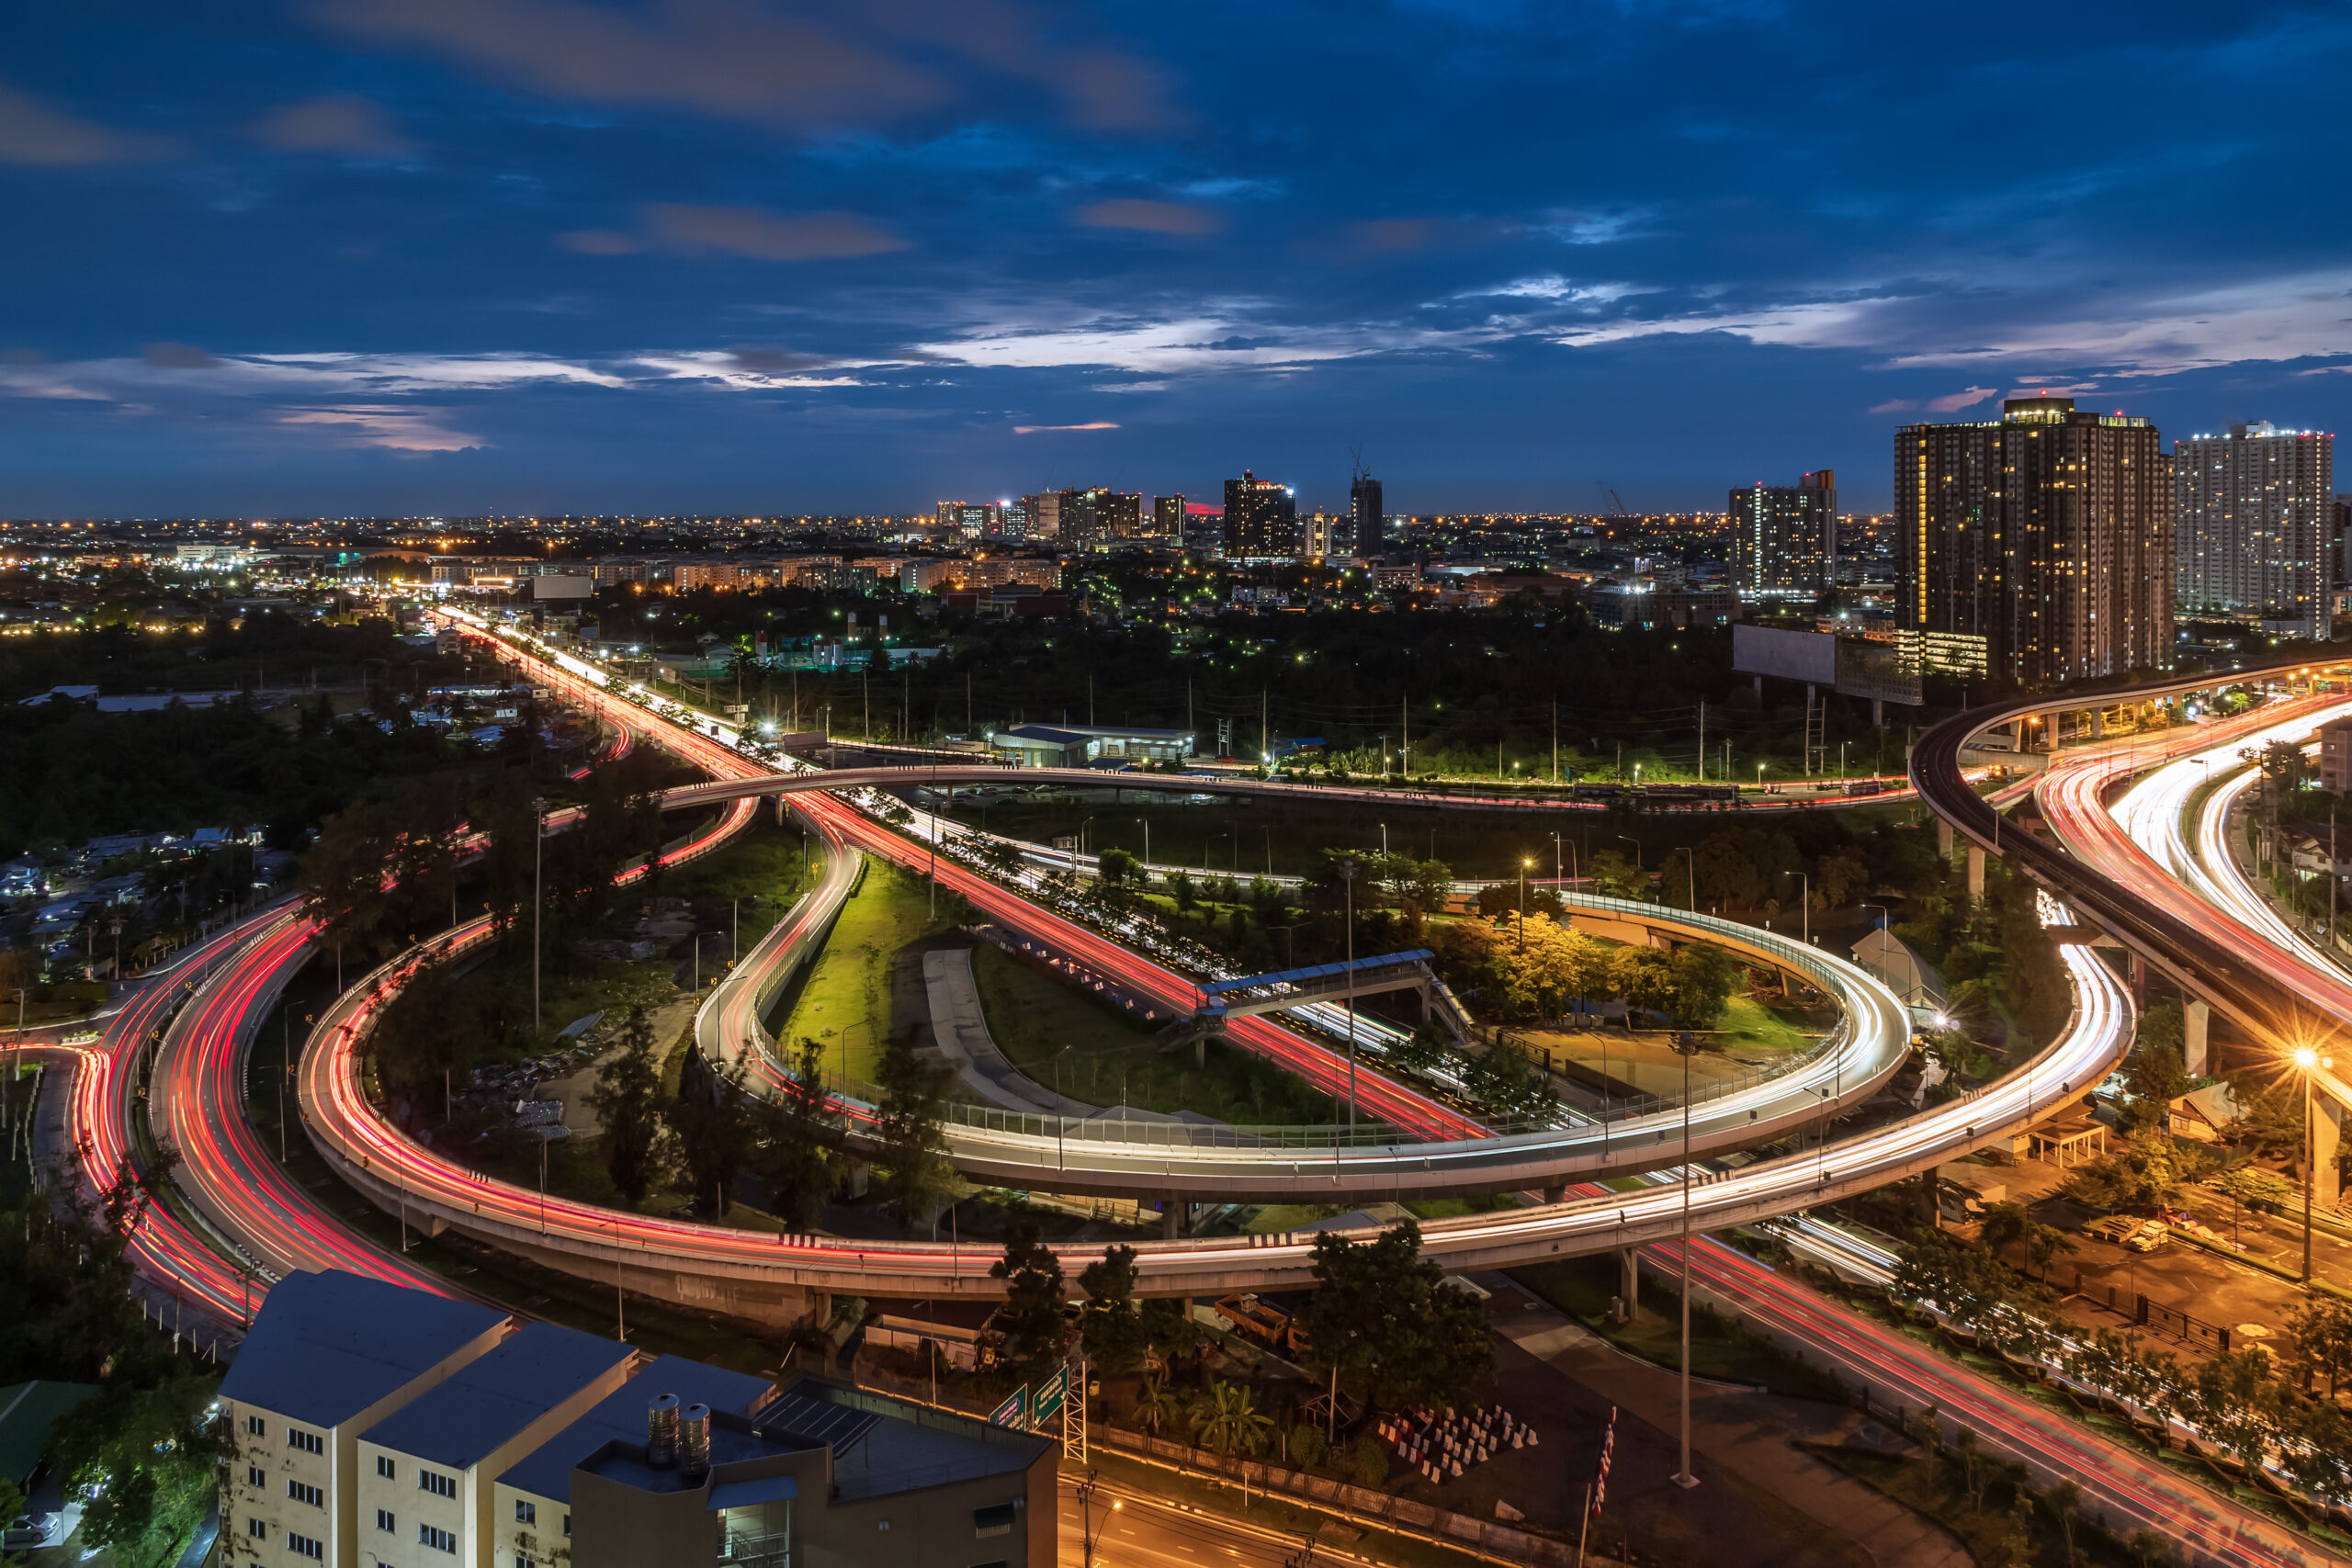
[220,1272,511,1568]
[2174,422,2334,639]
[220,1272,1057,1568]
[354,1323,635,1568]
[1895,397,2172,686]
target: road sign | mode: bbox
[1034,1366,1069,1427]
[990,1387,1029,1429]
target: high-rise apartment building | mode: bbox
[1350,473,1385,558]
[1019,491,1061,542]
[2171,423,2333,639]
[1047,488,1140,552]
[1223,469,1298,559]
[1895,396,2172,686]
[1151,494,1185,539]
[1729,470,1836,599]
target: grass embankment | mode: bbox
[970,942,1336,1124]
[1804,1438,2188,1567]
[1510,1252,1848,1403]
[772,855,948,1083]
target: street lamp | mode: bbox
[2294,1046,2331,1283]
[1784,870,1811,946]
[1616,834,1642,899]
[1671,1028,1701,1492]
[1341,860,1360,1130]
[1519,858,1532,948]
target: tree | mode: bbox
[667,1050,758,1218]
[1665,942,1740,1030]
[1295,1221,1493,1412]
[1992,871,2068,1043]
[1588,849,1648,900]
[2064,1131,2192,1213]
[2022,1219,2077,1283]
[2041,1478,2084,1567]
[872,1028,952,1233]
[748,1035,839,1227]
[370,960,479,1120]
[469,767,543,938]
[1139,1298,1201,1365]
[1076,1245,1149,1374]
[2121,1040,2192,1133]
[1096,847,1140,886]
[587,1006,664,1205]
[1191,1380,1272,1458]
[1609,945,1679,1026]
[989,1222,1069,1376]
[2286,1297,2352,1398]
[51,1372,223,1568]
[1811,850,1870,912]
[0,1169,171,1388]
[1134,1374,1184,1437]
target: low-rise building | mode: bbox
[989,723,1194,767]
[220,1272,1057,1568]
[220,1272,511,1568]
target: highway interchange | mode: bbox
[22,627,2352,1564]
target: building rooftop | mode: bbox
[0,1382,96,1488]
[218,1270,509,1432]
[362,1321,635,1472]
[575,1379,1046,1505]
[500,1356,774,1505]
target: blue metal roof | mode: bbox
[994,725,1091,746]
[218,1270,509,1432]
[1200,949,1434,998]
[361,1322,634,1472]
[498,1356,773,1505]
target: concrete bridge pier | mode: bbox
[2185,998,2211,1076]
[1966,844,1985,898]
[1938,818,1954,860]
[1617,1247,1640,1319]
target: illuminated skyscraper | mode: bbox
[2174,422,2334,639]
[1222,469,1299,559]
[1729,470,1835,599]
[1895,397,2172,685]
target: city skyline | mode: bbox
[4,3,2351,515]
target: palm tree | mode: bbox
[1192,1380,1272,1458]
[1134,1375,1184,1438]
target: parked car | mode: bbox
[6,1510,62,1550]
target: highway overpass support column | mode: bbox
[1966,845,1985,898]
[1617,1247,1639,1319]
[2185,999,2211,1077]
[1938,818,1954,860]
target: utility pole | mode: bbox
[532,796,546,1036]
[1341,860,1359,1130]
[1673,1032,1699,1493]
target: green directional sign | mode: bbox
[990,1387,1030,1428]
[1032,1366,1070,1427]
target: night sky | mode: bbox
[4,1,2349,518]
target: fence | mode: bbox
[2060,1267,2235,1354]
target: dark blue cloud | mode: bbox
[2,0,2349,515]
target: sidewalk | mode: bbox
[1485,1280,1971,1568]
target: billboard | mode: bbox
[1731,624,1837,684]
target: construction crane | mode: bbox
[1593,482,1630,517]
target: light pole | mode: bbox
[1519,858,1531,949]
[1678,845,1696,911]
[1135,817,1150,875]
[1785,871,1811,946]
[2295,1046,2329,1284]
[1672,1028,1700,1492]
[1341,860,1359,1130]
[532,795,546,1036]
[1616,834,1642,899]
